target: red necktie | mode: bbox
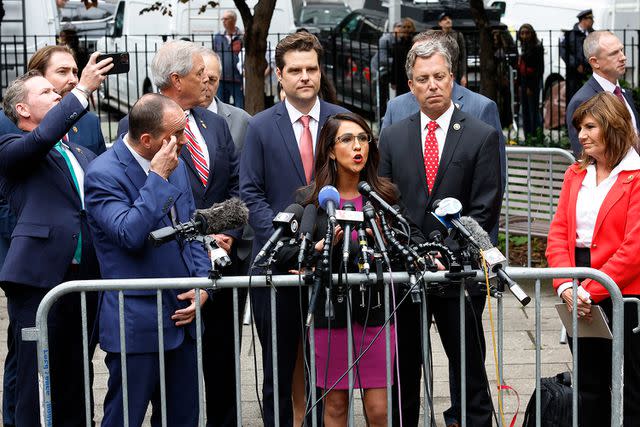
[184,116,209,186]
[424,120,439,192]
[613,86,626,104]
[299,115,314,184]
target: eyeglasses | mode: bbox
[335,133,371,145]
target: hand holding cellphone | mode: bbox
[96,52,130,75]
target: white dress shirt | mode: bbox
[420,102,455,162]
[285,97,321,154]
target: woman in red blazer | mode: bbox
[546,92,640,426]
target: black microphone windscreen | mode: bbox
[194,197,249,234]
[458,216,493,251]
[284,203,305,221]
[299,204,317,236]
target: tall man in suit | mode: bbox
[85,93,211,426]
[0,45,108,426]
[117,40,242,426]
[566,31,639,157]
[240,31,348,426]
[379,40,502,427]
[0,53,112,426]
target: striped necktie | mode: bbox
[184,114,209,186]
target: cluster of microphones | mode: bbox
[147,182,530,314]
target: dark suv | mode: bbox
[322,1,511,120]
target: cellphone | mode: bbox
[96,52,130,75]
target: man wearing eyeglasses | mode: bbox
[214,10,245,109]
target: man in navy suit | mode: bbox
[0,53,111,426]
[0,45,108,425]
[240,32,348,426]
[566,31,639,157]
[117,40,242,426]
[379,40,501,427]
[85,93,211,426]
[381,31,506,195]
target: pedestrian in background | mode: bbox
[389,18,416,96]
[437,12,467,87]
[214,10,244,109]
[560,9,594,104]
[517,23,544,138]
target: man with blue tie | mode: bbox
[0,53,112,426]
[85,93,211,426]
[117,40,242,426]
[240,31,348,426]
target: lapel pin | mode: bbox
[627,174,634,182]
[453,123,461,131]
[454,103,461,109]
[200,120,207,129]
[72,126,78,133]
[75,147,82,153]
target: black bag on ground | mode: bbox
[522,371,576,427]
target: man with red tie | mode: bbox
[566,30,640,157]
[239,31,347,426]
[117,39,241,425]
[379,39,501,427]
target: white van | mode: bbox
[0,0,59,95]
[96,0,297,112]
[487,0,640,89]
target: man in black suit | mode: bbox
[566,30,639,157]
[379,40,502,427]
[561,9,595,104]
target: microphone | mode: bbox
[297,204,318,266]
[149,197,249,246]
[356,221,370,275]
[431,197,481,248]
[357,181,408,225]
[457,216,531,306]
[318,185,340,225]
[253,203,304,266]
[362,202,389,264]
[339,202,357,265]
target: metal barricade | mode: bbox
[23,267,631,427]
[502,146,575,266]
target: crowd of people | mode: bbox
[0,7,638,427]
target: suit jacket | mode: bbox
[566,76,640,157]
[0,95,98,288]
[240,99,348,266]
[84,138,211,353]
[118,107,241,240]
[210,97,251,151]
[379,108,502,243]
[546,161,640,302]
[381,84,506,190]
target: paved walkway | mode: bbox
[0,279,572,426]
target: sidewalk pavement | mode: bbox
[0,279,572,426]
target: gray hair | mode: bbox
[583,30,616,59]
[405,40,452,80]
[412,30,459,75]
[151,40,201,90]
[2,70,43,124]
[223,10,237,21]
[199,46,222,74]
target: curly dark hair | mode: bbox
[303,112,398,206]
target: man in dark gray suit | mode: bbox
[379,39,501,427]
[201,47,251,150]
[566,30,639,157]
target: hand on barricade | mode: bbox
[561,287,593,321]
[172,289,209,326]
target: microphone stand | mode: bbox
[306,222,335,326]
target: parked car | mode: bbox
[324,1,511,120]
[293,0,351,36]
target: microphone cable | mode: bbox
[245,266,265,423]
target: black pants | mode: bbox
[392,288,492,427]
[5,279,98,426]
[202,287,247,427]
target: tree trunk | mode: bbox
[469,0,497,100]
[235,0,276,115]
